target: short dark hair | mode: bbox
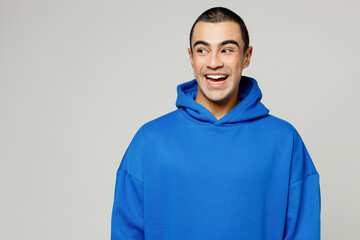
[189,7,249,54]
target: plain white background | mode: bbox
[1,0,359,239]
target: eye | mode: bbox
[197,49,207,54]
[222,49,233,53]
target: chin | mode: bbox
[205,93,230,103]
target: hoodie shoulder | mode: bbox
[266,114,295,129]
[140,109,181,133]
[261,114,304,140]
[265,115,318,184]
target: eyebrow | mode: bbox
[193,39,240,48]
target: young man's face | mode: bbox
[188,21,253,104]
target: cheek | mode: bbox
[227,56,243,69]
[193,55,206,65]
[193,62,204,73]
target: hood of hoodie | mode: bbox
[175,76,270,126]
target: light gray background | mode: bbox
[1,0,359,239]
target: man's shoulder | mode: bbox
[262,114,301,138]
[137,109,181,134]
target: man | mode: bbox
[111,7,321,240]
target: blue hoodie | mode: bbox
[111,76,321,240]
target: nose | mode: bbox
[207,52,224,69]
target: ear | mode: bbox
[243,46,253,69]
[188,48,194,67]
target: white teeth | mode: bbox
[206,74,227,79]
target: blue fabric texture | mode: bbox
[111,76,321,240]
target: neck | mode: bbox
[195,86,241,120]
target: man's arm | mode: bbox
[283,128,321,240]
[284,173,321,239]
[111,128,144,240]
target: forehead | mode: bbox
[192,21,243,47]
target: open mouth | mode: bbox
[205,74,228,83]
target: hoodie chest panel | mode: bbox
[142,121,292,238]
[144,125,289,195]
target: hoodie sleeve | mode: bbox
[283,128,321,240]
[111,128,144,240]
